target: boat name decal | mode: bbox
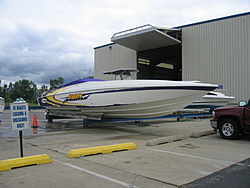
[64,94,90,102]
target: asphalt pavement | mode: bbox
[0,110,250,188]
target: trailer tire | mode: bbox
[219,118,240,139]
[48,119,53,123]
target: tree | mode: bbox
[0,84,12,103]
[10,79,37,103]
[4,94,11,104]
[1,84,9,96]
[38,85,49,94]
[49,77,64,90]
[0,77,66,105]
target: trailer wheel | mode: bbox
[83,119,89,128]
[219,118,240,139]
[48,119,53,123]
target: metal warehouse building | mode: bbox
[94,12,250,103]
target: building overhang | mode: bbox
[111,24,181,51]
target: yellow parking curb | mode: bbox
[0,154,52,172]
[67,142,137,158]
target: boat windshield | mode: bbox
[103,68,138,80]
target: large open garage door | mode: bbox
[111,24,182,80]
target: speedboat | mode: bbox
[0,97,5,115]
[37,69,218,119]
[184,91,235,111]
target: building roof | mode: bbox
[174,11,250,28]
[94,11,250,50]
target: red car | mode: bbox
[210,100,250,139]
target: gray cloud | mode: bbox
[0,0,250,87]
[0,24,94,85]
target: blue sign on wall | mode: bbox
[218,85,223,89]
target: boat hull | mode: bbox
[185,92,235,111]
[38,80,218,119]
[0,97,5,115]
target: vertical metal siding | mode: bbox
[94,44,137,80]
[182,14,250,103]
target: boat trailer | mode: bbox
[46,110,212,128]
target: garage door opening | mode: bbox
[111,24,182,80]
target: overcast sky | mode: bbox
[0,0,250,87]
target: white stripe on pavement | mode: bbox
[147,148,243,165]
[53,159,139,188]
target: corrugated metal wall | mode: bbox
[94,43,137,80]
[182,14,250,103]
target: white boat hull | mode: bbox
[0,97,5,115]
[185,91,235,111]
[38,80,218,119]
